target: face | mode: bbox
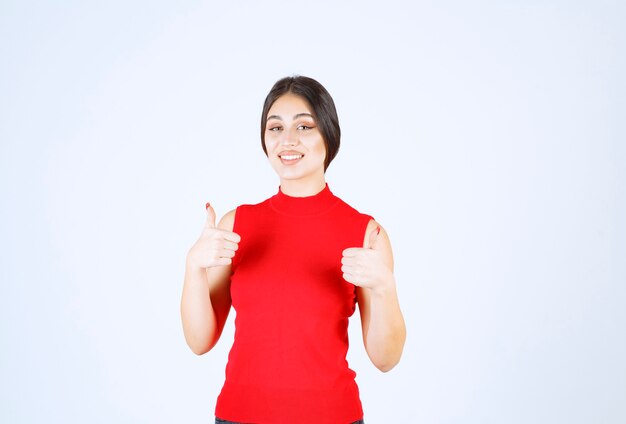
[264,93,327,185]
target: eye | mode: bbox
[267,126,282,132]
[297,124,314,131]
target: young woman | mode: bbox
[181,76,406,424]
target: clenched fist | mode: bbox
[186,203,241,269]
[341,225,394,292]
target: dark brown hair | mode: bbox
[260,75,340,171]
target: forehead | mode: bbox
[267,93,312,117]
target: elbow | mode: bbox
[184,334,213,356]
[376,363,396,373]
[375,363,394,373]
[368,333,406,373]
[189,344,210,356]
[181,319,219,356]
[372,355,402,373]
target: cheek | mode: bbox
[302,133,326,156]
[264,135,277,152]
[314,137,326,157]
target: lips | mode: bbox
[278,150,304,162]
[280,154,303,160]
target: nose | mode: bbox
[281,127,298,146]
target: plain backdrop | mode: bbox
[1,0,624,423]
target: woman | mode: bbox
[181,76,406,424]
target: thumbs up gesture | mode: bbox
[341,222,394,292]
[186,203,241,269]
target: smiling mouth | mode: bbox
[279,154,304,161]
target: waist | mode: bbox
[216,418,364,424]
[216,381,363,424]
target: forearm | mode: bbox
[181,263,217,355]
[365,280,406,372]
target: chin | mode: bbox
[269,160,325,182]
[277,171,308,181]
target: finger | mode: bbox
[341,264,355,275]
[368,226,381,250]
[221,240,239,252]
[212,257,232,267]
[342,247,362,257]
[218,248,237,259]
[343,272,358,285]
[345,267,365,281]
[205,202,216,229]
[222,230,241,244]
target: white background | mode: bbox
[1,0,624,423]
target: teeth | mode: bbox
[280,155,303,160]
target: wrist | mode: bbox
[185,255,204,274]
[370,274,396,297]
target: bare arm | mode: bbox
[342,219,406,372]
[180,206,239,355]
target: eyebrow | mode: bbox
[266,112,314,121]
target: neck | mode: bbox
[279,174,326,197]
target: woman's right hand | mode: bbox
[186,203,241,270]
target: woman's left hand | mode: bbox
[341,225,395,293]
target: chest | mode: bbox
[230,215,359,317]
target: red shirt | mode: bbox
[215,184,372,423]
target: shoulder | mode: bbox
[219,198,272,234]
[363,219,378,247]
[362,218,392,250]
[217,209,237,232]
[330,192,372,221]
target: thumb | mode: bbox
[205,202,216,229]
[368,226,381,250]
